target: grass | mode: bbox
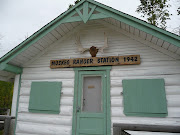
[0,130,3,135]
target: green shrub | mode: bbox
[0,130,3,135]
[0,81,13,114]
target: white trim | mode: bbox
[11,74,20,116]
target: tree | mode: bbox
[136,0,171,30]
[68,0,81,9]
[0,81,13,114]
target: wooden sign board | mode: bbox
[50,55,140,68]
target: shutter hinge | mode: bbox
[105,75,107,78]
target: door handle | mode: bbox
[83,99,85,106]
[76,106,81,112]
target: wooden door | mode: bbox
[75,71,107,135]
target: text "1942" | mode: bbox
[124,56,138,62]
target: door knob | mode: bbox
[76,106,81,112]
[83,99,85,106]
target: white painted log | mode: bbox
[111,75,180,87]
[21,80,74,88]
[110,87,123,97]
[111,64,180,76]
[23,67,73,73]
[112,61,180,69]
[18,112,72,118]
[16,122,71,135]
[60,97,73,106]
[110,96,180,108]
[16,133,42,135]
[18,103,73,116]
[111,65,180,71]
[18,103,29,109]
[17,113,72,126]
[20,88,31,96]
[21,72,74,80]
[111,98,123,107]
[165,86,180,95]
[111,107,180,118]
[16,133,39,135]
[111,117,180,126]
[111,69,180,77]
[61,88,74,96]
[20,87,74,97]
[167,97,180,107]
[19,96,29,103]
[111,80,123,87]
[110,86,180,97]
[19,96,73,106]
[111,107,125,117]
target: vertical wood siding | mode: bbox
[16,22,180,135]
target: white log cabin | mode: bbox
[0,0,180,135]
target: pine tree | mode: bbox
[136,0,171,30]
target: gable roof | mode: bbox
[0,0,180,79]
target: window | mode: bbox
[29,82,62,114]
[122,79,167,117]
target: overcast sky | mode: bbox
[0,0,179,57]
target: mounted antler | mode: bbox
[75,32,109,57]
[97,32,108,53]
[75,34,89,53]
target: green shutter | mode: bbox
[29,82,62,114]
[122,79,167,117]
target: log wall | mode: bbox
[15,21,180,135]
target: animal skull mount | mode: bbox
[75,32,108,57]
[89,46,98,57]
